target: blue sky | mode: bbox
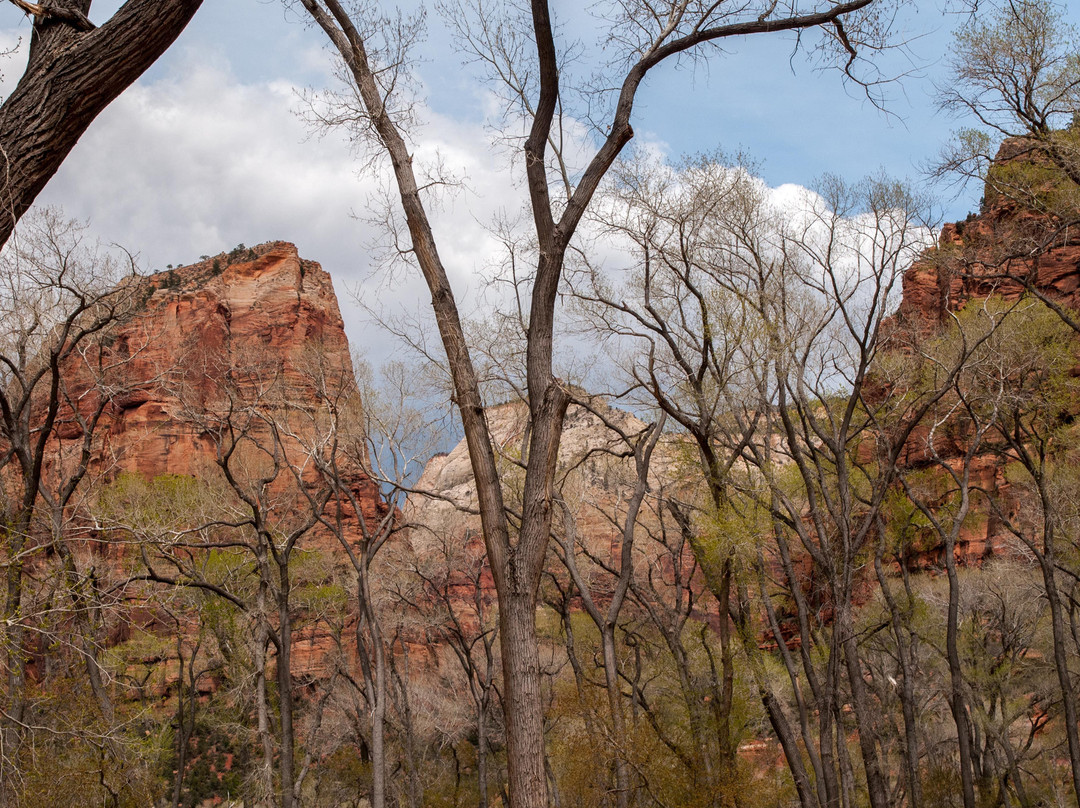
[1,0,1075,362]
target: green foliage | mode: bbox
[984,149,1080,215]
[295,580,349,613]
[168,716,252,808]
[923,762,966,808]
[927,295,1080,431]
[99,472,224,535]
[946,0,1080,202]
[313,745,373,805]
[11,676,170,808]
[699,490,771,578]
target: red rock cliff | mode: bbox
[891,140,1080,564]
[898,138,1080,330]
[51,240,383,533]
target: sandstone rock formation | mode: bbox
[53,240,382,528]
[407,398,674,562]
[892,139,1080,565]
[407,399,657,542]
[39,242,386,688]
[405,396,701,631]
[898,138,1080,331]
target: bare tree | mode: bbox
[291,2,900,805]
[622,485,728,802]
[111,342,337,808]
[408,520,501,808]
[303,356,434,808]
[0,210,140,792]
[580,155,1023,808]
[954,298,1080,804]
[0,0,204,247]
[896,307,1007,808]
[573,153,778,800]
[939,0,1080,185]
[550,401,664,808]
[748,176,957,808]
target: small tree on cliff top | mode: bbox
[937,0,1080,326]
[292,2,911,806]
[939,0,1080,184]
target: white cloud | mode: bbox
[32,53,530,368]
[0,25,26,97]
[21,42,895,385]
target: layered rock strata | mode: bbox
[43,242,385,687]
[892,140,1080,564]
[52,240,382,527]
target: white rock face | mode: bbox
[404,398,685,561]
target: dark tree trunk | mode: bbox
[0,0,203,247]
[277,559,296,808]
[943,531,977,808]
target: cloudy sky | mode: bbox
[2,0,1073,367]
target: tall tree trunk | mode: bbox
[501,590,547,808]
[736,576,819,808]
[873,534,923,808]
[277,560,296,808]
[477,695,490,808]
[770,528,839,808]
[942,531,977,808]
[391,641,423,808]
[371,638,387,808]
[601,625,631,808]
[1038,550,1080,804]
[2,513,31,739]
[819,642,844,808]
[355,576,387,808]
[838,613,890,808]
[254,618,275,808]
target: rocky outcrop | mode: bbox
[406,398,678,564]
[891,139,1080,566]
[37,243,387,688]
[897,138,1080,330]
[51,241,382,530]
[404,397,704,634]
[407,399,658,541]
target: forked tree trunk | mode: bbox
[293,4,883,807]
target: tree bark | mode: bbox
[1037,543,1080,804]
[500,591,548,808]
[277,558,296,808]
[254,586,276,808]
[942,524,977,808]
[0,0,204,247]
[873,534,923,808]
